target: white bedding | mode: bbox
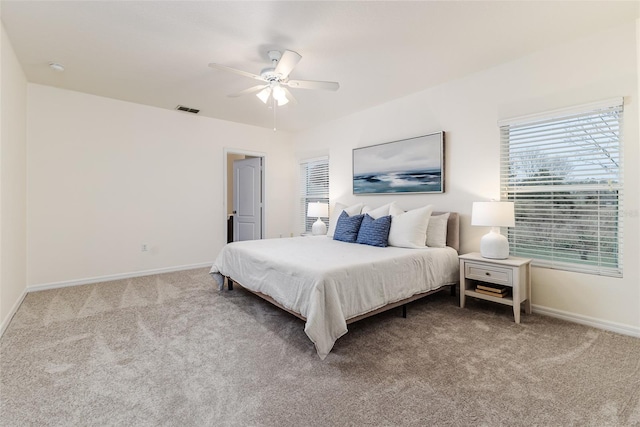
[210,236,459,359]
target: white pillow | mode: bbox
[362,202,394,219]
[426,212,450,248]
[388,205,434,248]
[389,202,404,217]
[327,202,363,237]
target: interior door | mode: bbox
[233,157,263,241]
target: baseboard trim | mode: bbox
[27,262,213,293]
[0,289,28,338]
[532,304,640,338]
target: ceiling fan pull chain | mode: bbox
[273,97,277,132]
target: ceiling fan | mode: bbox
[208,50,339,107]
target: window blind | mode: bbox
[500,99,623,277]
[299,157,329,234]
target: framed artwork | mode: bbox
[353,131,444,194]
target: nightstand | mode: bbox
[459,252,532,323]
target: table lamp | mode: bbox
[307,202,329,235]
[471,201,515,259]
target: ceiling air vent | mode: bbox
[175,105,200,114]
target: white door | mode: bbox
[233,157,262,241]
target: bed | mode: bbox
[210,211,459,359]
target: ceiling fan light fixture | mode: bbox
[272,85,289,106]
[256,87,271,104]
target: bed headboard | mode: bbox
[433,211,460,253]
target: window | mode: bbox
[499,98,623,277]
[299,157,329,234]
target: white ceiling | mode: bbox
[1,1,638,132]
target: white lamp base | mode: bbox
[480,228,510,259]
[312,218,327,235]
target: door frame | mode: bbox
[223,147,266,239]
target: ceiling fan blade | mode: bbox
[228,85,268,98]
[285,79,340,91]
[281,87,298,105]
[274,50,302,78]
[208,63,265,81]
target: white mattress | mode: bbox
[210,236,459,359]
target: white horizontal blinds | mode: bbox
[500,100,623,277]
[299,157,329,234]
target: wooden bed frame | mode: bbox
[224,212,460,325]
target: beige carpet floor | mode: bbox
[1,267,639,426]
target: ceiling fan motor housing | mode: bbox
[262,51,284,82]
[260,68,281,82]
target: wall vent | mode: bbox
[175,105,200,114]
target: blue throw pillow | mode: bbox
[356,214,392,247]
[333,211,364,243]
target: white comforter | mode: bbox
[209,236,459,359]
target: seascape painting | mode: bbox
[353,132,444,194]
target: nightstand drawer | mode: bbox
[465,262,513,286]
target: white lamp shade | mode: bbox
[471,202,515,227]
[272,85,289,106]
[472,201,515,259]
[256,87,271,104]
[307,202,329,218]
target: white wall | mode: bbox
[0,22,28,332]
[27,85,294,287]
[293,22,640,332]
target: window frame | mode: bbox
[299,156,329,235]
[499,98,624,277]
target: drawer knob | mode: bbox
[485,272,491,276]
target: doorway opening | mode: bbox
[224,148,266,242]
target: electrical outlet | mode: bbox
[141,244,148,252]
